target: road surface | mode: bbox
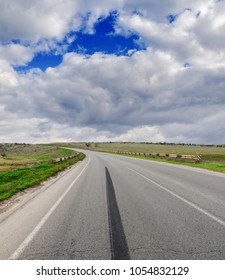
[0,149,225,259]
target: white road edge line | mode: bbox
[8,157,90,260]
[128,167,225,228]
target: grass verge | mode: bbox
[56,142,225,174]
[0,145,85,201]
[118,153,225,173]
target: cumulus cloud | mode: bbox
[0,0,80,42]
[1,0,225,144]
[0,0,213,43]
[194,1,225,52]
[0,44,33,66]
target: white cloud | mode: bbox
[0,64,18,88]
[105,126,165,142]
[0,0,214,43]
[162,109,225,144]
[1,0,225,144]
[0,0,80,42]
[0,44,33,66]
[1,46,223,144]
[193,1,225,51]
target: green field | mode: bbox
[58,142,225,173]
[0,144,85,201]
[1,142,224,202]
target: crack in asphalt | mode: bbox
[130,246,225,255]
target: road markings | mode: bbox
[8,157,90,260]
[128,167,225,228]
[105,167,130,260]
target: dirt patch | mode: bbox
[0,164,36,172]
[0,166,11,171]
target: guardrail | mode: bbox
[115,152,201,163]
[49,153,80,163]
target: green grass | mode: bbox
[0,144,85,201]
[120,153,225,173]
[57,142,225,155]
[56,142,225,173]
[2,144,74,162]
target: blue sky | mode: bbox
[14,53,63,72]
[1,0,225,144]
[15,12,143,72]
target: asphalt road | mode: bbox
[0,149,225,260]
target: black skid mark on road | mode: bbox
[105,167,130,260]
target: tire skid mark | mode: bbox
[105,167,130,260]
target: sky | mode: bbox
[0,0,225,144]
